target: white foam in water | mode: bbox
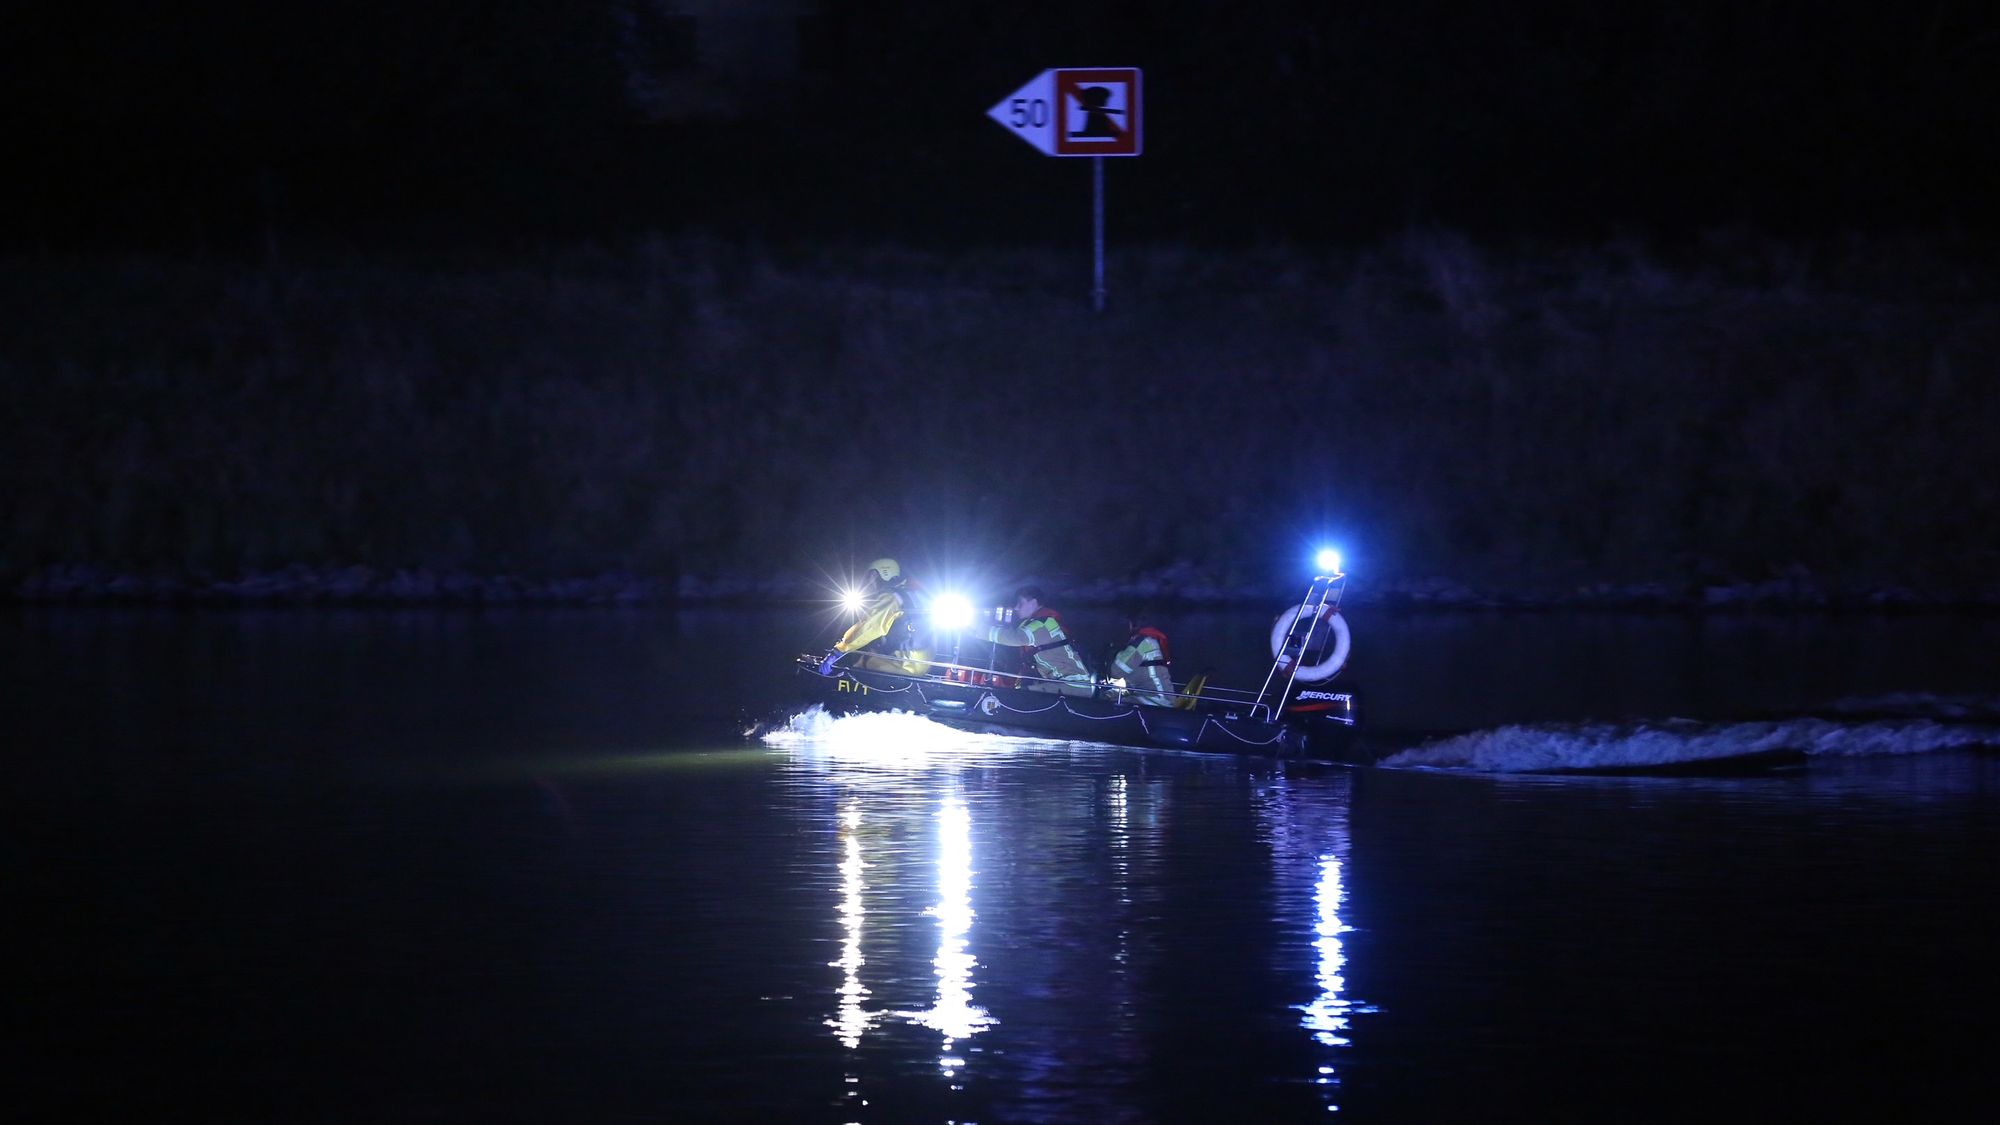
[759,705,1121,767]
[758,705,1021,765]
[1382,710,2000,773]
[759,705,950,745]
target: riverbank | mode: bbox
[6,232,1996,600]
[12,562,1996,612]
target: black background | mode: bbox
[12,1,1998,253]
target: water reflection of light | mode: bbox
[828,802,879,1051]
[911,793,995,1080]
[1108,774,1132,977]
[1109,774,1130,898]
[1299,854,1355,1047]
[1260,773,1366,1113]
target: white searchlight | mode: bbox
[1315,548,1344,576]
[839,587,865,615]
[930,592,975,632]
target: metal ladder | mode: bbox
[1253,570,1347,720]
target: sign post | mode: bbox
[1093,155,1105,312]
[987,67,1143,311]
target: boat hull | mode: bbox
[793,657,1365,764]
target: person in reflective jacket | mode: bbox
[822,558,925,672]
[965,586,1094,696]
[1108,611,1175,707]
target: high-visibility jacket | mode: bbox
[1110,627,1174,707]
[973,609,1092,686]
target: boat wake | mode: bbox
[1380,693,2000,775]
[755,695,2000,776]
[756,705,1099,764]
[756,706,976,747]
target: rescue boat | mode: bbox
[787,561,1366,764]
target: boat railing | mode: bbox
[811,650,1257,713]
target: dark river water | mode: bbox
[13,606,2000,1121]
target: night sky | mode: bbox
[6,1,1999,599]
[12,1,1999,253]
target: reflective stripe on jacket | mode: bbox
[1111,631,1174,706]
[975,611,1092,684]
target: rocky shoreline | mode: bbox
[11,564,1996,612]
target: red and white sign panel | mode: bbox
[1053,68,1141,156]
[988,68,1143,157]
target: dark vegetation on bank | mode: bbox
[4,232,1997,608]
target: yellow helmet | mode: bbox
[866,557,900,582]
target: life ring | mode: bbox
[1269,606,1351,683]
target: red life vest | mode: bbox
[1130,626,1171,664]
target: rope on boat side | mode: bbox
[1200,717,1288,746]
[840,669,1296,750]
[984,693,1064,715]
[840,672,1292,750]
[1060,699,1142,720]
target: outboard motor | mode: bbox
[1286,684,1357,722]
[1286,683,1361,760]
